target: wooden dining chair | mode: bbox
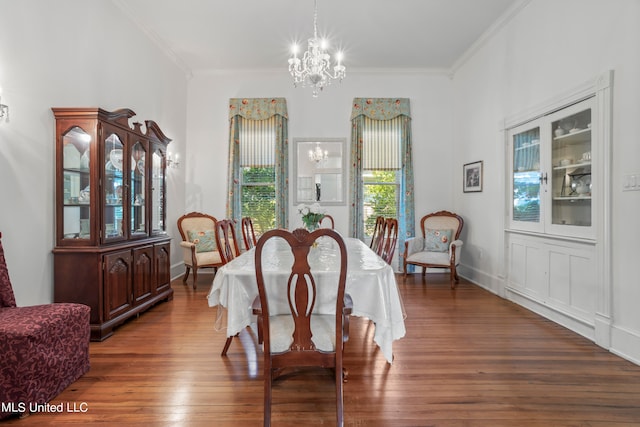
[379,218,399,265]
[241,217,257,250]
[214,219,240,265]
[253,228,352,427]
[318,214,335,229]
[215,219,242,356]
[369,216,386,254]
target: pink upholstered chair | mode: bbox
[0,232,90,419]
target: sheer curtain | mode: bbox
[349,98,415,258]
[227,98,289,228]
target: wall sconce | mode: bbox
[0,96,8,122]
[167,152,180,169]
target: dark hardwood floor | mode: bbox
[6,273,640,426]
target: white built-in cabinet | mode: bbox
[504,71,613,348]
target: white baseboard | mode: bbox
[458,264,504,297]
[464,263,640,367]
[610,325,640,366]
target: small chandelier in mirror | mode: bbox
[309,143,328,163]
[288,0,346,97]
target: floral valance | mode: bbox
[350,98,411,121]
[229,98,288,120]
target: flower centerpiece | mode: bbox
[297,203,325,232]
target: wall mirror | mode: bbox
[293,137,346,205]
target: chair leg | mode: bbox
[264,366,272,427]
[192,267,198,290]
[336,364,345,427]
[450,265,459,289]
[182,266,191,284]
[221,336,234,356]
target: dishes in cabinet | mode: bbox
[109,149,124,171]
[79,186,90,203]
[571,176,591,196]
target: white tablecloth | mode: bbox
[207,237,406,363]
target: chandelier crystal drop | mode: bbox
[309,143,328,163]
[288,0,346,97]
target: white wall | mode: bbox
[0,0,187,305]
[186,70,454,237]
[451,0,640,363]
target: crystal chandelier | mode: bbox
[288,0,346,97]
[309,143,328,163]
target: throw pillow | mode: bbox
[187,230,217,253]
[424,228,453,252]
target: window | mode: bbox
[349,98,414,268]
[227,98,288,236]
[363,170,399,236]
[362,116,402,239]
[238,118,277,234]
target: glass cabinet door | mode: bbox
[62,126,92,240]
[151,148,166,234]
[510,124,542,230]
[549,103,592,229]
[130,141,147,237]
[103,130,125,242]
[508,96,595,238]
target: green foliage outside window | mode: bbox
[241,167,276,234]
[363,170,398,236]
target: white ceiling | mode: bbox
[114,0,523,75]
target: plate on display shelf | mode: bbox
[109,149,123,171]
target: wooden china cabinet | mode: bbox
[52,108,173,341]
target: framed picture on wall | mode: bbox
[463,161,483,193]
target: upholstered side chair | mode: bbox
[177,212,223,289]
[403,211,464,288]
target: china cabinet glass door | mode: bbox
[547,101,593,234]
[130,141,147,237]
[103,128,126,242]
[508,96,595,238]
[510,123,542,232]
[62,126,92,240]
[151,148,166,234]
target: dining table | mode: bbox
[207,235,406,363]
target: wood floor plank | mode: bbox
[4,273,640,426]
